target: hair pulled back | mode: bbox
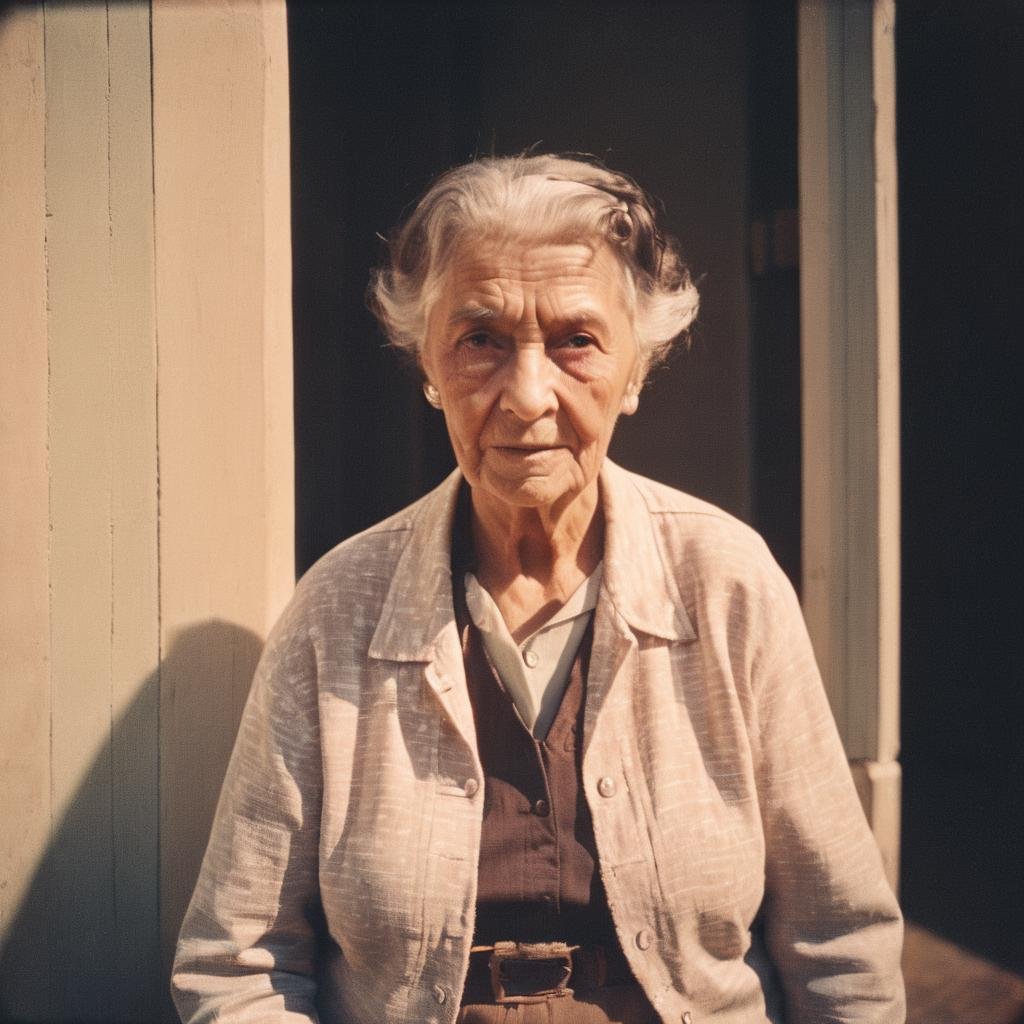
[369,153,699,379]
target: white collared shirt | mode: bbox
[463,565,603,738]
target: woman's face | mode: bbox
[421,236,639,516]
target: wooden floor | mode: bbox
[904,922,1024,1024]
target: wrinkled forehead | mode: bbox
[435,236,635,321]
[419,173,640,331]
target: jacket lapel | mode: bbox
[599,460,696,643]
[366,470,480,759]
[583,462,698,754]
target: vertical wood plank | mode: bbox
[872,0,901,769]
[798,0,900,761]
[107,2,161,1016]
[0,7,52,1015]
[153,0,295,985]
[44,3,119,1014]
[797,0,843,726]
[839,0,883,760]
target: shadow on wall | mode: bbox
[0,621,264,1024]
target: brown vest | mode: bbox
[451,568,619,950]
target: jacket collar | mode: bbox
[368,459,695,663]
[599,460,696,642]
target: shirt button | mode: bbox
[682,1012,693,1024]
[432,984,447,1004]
[532,798,550,817]
[523,648,539,668]
[597,776,616,798]
[464,778,479,798]
[635,928,653,950]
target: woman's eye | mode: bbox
[461,331,493,348]
[562,333,594,349]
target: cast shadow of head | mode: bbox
[0,620,264,1024]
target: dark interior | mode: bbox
[896,0,1023,974]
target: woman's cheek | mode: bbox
[443,400,489,470]
[565,383,618,444]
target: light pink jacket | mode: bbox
[172,462,905,1024]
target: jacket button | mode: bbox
[432,984,447,1004]
[597,776,616,798]
[464,778,479,798]
[532,798,550,817]
[634,928,653,950]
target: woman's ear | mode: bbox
[620,386,640,416]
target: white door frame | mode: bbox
[797,0,901,888]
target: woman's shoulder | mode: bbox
[612,467,804,670]
[286,471,461,630]
[613,464,777,565]
[610,463,795,617]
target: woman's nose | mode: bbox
[499,347,558,421]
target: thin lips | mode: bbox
[493,445,563,452]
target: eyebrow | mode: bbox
[555,308,612,333]
[447,304,499,326]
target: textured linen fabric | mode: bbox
[171,461,905,1024]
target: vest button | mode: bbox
[432,984,448,1004]
[597,776,616,798]
[464,778,479,798]
[682,1012,693,1024]
[523,648,539,668]
[532,798,550,817]
[635,928,653,950]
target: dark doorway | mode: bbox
[746,0,800,589]
[897,0,1024,974]
[288,0,803,579]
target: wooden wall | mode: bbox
[0,3,294,1020]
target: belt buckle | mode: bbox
[488,941,576,1004]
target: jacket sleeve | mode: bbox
[752,559,906,1023]
[171,595,324,1024]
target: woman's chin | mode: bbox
[476,467,584,513]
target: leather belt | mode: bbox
[465,941,636,1004]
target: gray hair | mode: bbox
[368,154,699,379]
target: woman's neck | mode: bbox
[469,482,603,642]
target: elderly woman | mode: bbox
[172,155,904,1024]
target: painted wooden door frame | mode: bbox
[797,0,901,889]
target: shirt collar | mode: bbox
[463,562,603,639]
[368,460,695,663]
